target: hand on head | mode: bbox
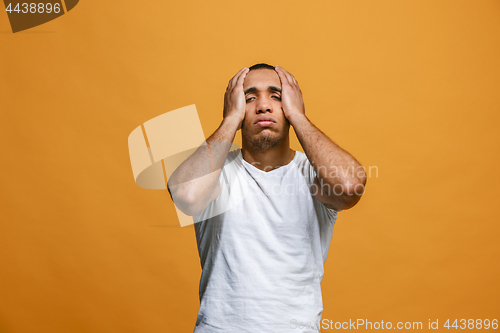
[274,65,305,121]
[223,67,249,131]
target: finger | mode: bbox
[284,69,297,87]
[274,65,292,86]
[236,67,249,88]
[229,67,248,91]
[277,66,295,87]
[287,71,300,91]
[227,68,243,90]
[275,65,293,85]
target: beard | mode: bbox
[242,126,288,151]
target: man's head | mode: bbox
[241,63,290,151]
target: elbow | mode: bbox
[168,184,201,216]
[336,178,366,210]
[342,175,366,196]
[172,193,203,216]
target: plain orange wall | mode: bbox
[1,1,499,332]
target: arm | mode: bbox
[167,67,249,216]
[275,65,367,211]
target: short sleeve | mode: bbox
[295,151,343,216]
[192,150,243,224]
[294,151,341,263]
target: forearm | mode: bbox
[167,116,240,215]
[289,113,367,195]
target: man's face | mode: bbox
[241,69,290,150]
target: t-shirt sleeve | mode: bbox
[192,167,227,224]
[296,152,341,263]
[298,153,343,216]
[192,151,239,224]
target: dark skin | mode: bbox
[168,66,367,216]
[223,66,367,210]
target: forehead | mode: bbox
[243,69,281,90]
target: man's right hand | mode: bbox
[223,67,249,130]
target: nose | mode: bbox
[255,97,273,114]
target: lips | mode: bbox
[254,116,277,126]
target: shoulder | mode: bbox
[292,150,343,214]
[291,150,315,184]
[226,148,241,165]
[222,148,243,175]
[293,149,307,161]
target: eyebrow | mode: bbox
[244,86,282,95]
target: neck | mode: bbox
[241,135,295,172]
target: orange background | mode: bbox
[1,0,499,332]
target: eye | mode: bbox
[246,97,254,102]
[272,96,281,101]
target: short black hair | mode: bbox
[248,63,275,71]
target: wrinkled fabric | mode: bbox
[192,149,340,333]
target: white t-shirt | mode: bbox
[192,149,341,333]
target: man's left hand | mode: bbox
[274,65,305,121]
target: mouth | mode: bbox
[255,120,276,127]
[254,117,277,127]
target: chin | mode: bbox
[253,131,287,149]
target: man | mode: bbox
[167,63,367,332]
